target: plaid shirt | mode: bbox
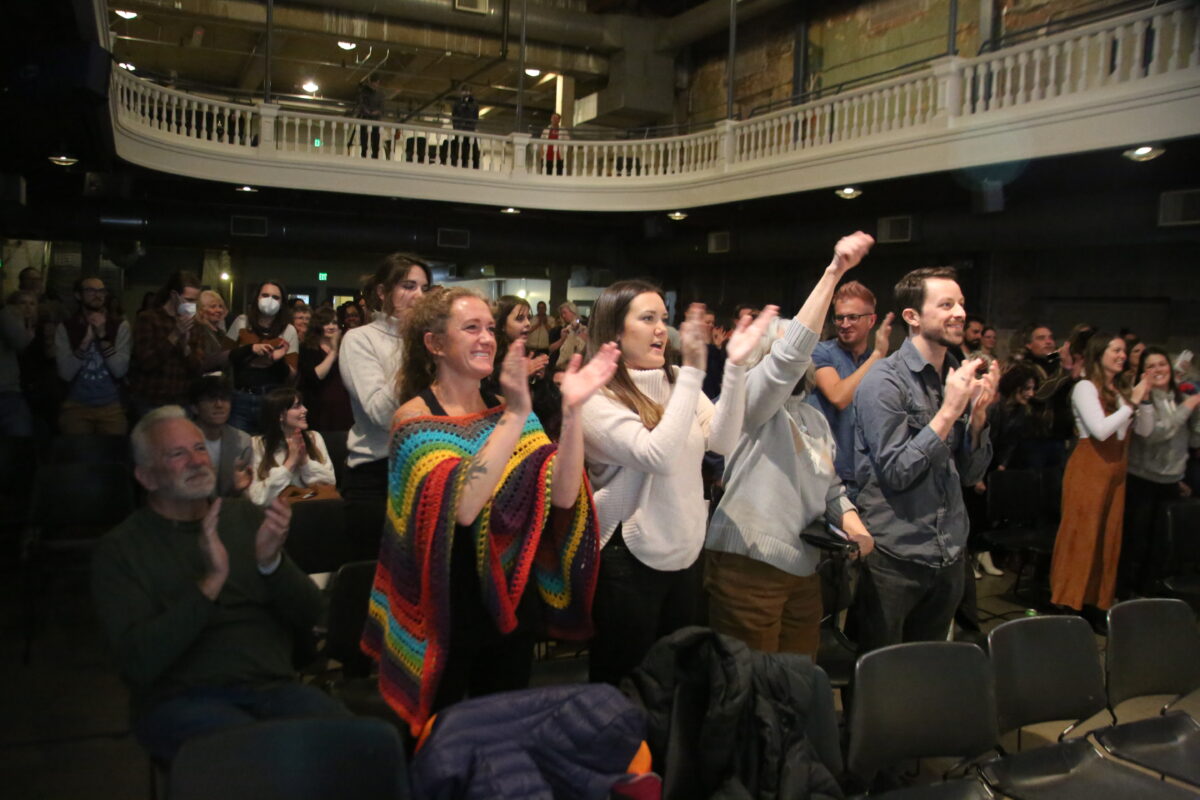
[128,307,204,405]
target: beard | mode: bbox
[925,327,963,349]
[162,464,217,501]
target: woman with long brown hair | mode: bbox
[226,279,298,434]
[580,281,775,684]
[1050,332,1150,624]
[488,294,560,438]
[298,307,353,431]
[362,287,618,735]
[246,386,336,506]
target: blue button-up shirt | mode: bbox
[807,338,873,483]
[852,338,992,567]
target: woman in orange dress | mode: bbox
[1050,333,1150,622]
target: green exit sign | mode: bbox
[317,272,328,281]
[313,138,322,147]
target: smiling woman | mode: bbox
[245,387,336,507]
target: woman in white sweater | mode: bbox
[247,387,336,506]
[580,280,775,684]
[1050,332,1150,619]
[338,254,432,557]
[705,233,876,658]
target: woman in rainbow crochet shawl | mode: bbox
[362,287,620,735]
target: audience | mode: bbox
[336,300,362,331]
[705,233,875,658]
[54,277,131,435]
[986,362,1042,472]
[291,303,311,341]
[189,376,251,497]
[526,299,554,355]
[851,266,998,653]
[1050,333,1149,628]
[362,287,618,735]
[195,289,232,374]
[580,282,775,684]
[489,294,560,439]
[298,307,353,432]
[91,406,348,761]
[1,290,36,435]
[226,280,299,434]
[550,300,588,374]
[245,388,336,506]
[1014,324,1077,468]
[128,270,205,418]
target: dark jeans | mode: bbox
[545,158,564,176]
[588,529,702,685]
[853,548,965,654]
[134,682,349,761]
[1119,474,1182,596]
[229,390,263,435]
[359,123,380,158]
[341,458,388,560]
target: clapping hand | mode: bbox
[724,305,780,366]
[560,343,620,410]
[873,312,895,357]
[499,339,533,417]
[255,496,292,570]
[678,303,710,370]
[197,499,229,600]
[527,353,550,378]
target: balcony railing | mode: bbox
[109,0,1200,209]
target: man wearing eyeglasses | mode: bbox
[806,281,894,497]
[54,277,131,434]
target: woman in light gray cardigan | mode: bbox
[705,233,876,657]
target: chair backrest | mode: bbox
[326,559,379,678]
[32,462,136,534]
[50,434,132,465]
[320,429,349,489]
[1163,499,1200,565]
[169,717,407,800]
[1107,598,1200,709]
[284,498,349,575]
[986,469,1042,527]
[988,615,1107,736]
[848,642,999,784]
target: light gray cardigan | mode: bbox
[706,319,856,577]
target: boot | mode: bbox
[978,551,1004,576]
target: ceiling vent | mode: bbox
[437,228,471,249]
[877,215,914,243]
[230,215,268,237]
[1159,189,1200,227]
[454,0,489,15]
[707,231,731,254]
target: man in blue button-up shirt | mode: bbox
[852,266,998,652]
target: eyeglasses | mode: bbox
[832,313,872,324]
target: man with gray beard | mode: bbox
[91,406,347,760]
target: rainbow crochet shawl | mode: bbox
[361,406,600,735]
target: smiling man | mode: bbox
[851,267,998,652]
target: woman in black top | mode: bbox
[226,279,298,434]
[298,307,353,432]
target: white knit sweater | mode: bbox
[581,362,747,571]
[338,316,404,467]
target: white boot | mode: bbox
[978,551,1004,576]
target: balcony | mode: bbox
[109,0,1200,212]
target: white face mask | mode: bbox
[258,297,281,316]
[177,300,197,317]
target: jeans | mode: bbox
[134,682,350,761]
[852,548,965,654]
[229,390,263,435]
[588,530,701,685]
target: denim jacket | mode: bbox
[852,339,992,567]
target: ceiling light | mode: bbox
[1122,144,1164,162]
[118,62,136,71]
[235,185,258,193]
[667,211,688,221]
[114,9,138,19]
[337,41,357,51]
[516,289,528,298]
[834,186,863,199]
[219,272,231,281]
[302,80,319,93]
[48,154,79,167]
[500,207,521,215]
[525,68,541,78]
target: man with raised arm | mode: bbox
[92,406,346,760]
[851,267,998,651]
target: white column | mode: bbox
[256,102,279,159]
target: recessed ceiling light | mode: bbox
[302,80,319,93]
[219,272,231,281]
[1122,144,1164,162]
[667,211,688,221]
[118,62,136,71]
[516,289,528,298]
[114,9,138,19]
[48,154,79,167]
[235,185,258,193]
[337,41,357,51]
[500,207,521,215]
[834,186,863,199]
[525,68,541,78]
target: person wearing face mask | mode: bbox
[226,280,299,435]
[1120,346,1200,598]
[580,283,776,685]
[338,253,432,559]
[246,388,336,507]
[298,307,353,432]
[129,270,206,418]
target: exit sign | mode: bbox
[317,272,328,281]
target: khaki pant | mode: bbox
[58,399,128,436]
[704,549,823,658]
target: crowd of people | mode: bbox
[5,240,1197,764]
